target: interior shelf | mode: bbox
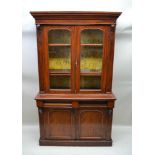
[80,72,101,76]
[48,44,71,46]
[49,69,70,76]
[81,44,103,46]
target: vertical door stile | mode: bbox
[101,26,107,93]
[100,26,104,93]
[71,26,76,93]
[102,26,110,93]
[75,26,79,94]
[71,26,75,93]
[75,26,81,93]
[44,26,50,92]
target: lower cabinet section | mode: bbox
[38,101,114,146]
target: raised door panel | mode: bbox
[44,109,75,139]
[77,108,108,139]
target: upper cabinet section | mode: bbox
[30,12,121,94]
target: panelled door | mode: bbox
[43,25,109,93]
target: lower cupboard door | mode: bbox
[77,108,109,140]
[44,109,75,139]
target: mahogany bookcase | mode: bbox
[30,11,121,146]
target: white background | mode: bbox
[22,0,132,126]
[2,0,155,155]
[22,1,132,154]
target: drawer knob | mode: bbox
[72,102,79,108]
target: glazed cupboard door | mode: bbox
[43,25,110,93]
[44,26,76,93]
[76,26,108,93]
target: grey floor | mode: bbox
[22,125,131,155]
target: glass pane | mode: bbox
[80,46,102,72]
[81,29,103,44]
[48,29,70,44]
[50,76,70,89]
[80,76,101,89]
[49,46,71,72]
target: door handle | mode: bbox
[75,59,78,67]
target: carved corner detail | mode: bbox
[36,24,40,28]
[39,108,43,114]
[108,109,113,115]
